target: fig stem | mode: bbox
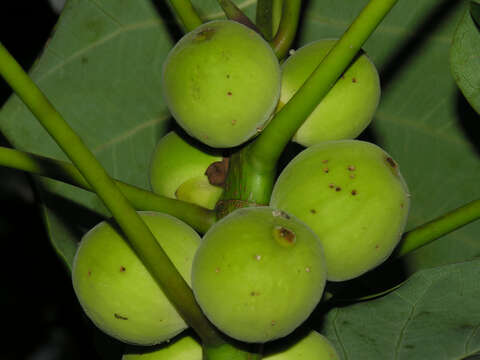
[256,0,277,40]
[0,146,216,233]
[217,0,260,33]
[0,43,223,346]
[269,0,302,59]
[249,0,399,171]
[168,0,203,32]
[394,199,480,257]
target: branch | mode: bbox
[0,42,222,346]
[394,199,480,257]
[269,0,302,59]
[168,0,203,32]
[217,0,259,32]
[0,146,215,233]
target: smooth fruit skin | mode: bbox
[264,330,339,360]
[162,20,281,148]
[278,39,380,146]
[191,207,327,343]
[72,212,201,345]
[122,334,201,360]
[270,140,410,281]
[149,131,223,209]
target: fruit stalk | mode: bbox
[0,43,222,346]
[269,0,302,59]
[168,0,203,32]
[394,198,480,257]
[249,0,399,171]
[256,0,278,40]
[217,0,259,32]
[0,146,216,233]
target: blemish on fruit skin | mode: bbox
[375,244,379,249]
[194,27,216,41]
[349,174,356,179]
[250,291,260,296]
[114,313,128,320]
[215,267,220,273]
[385,157,397,168]
[348,165,356,171]
[335,186,342,192]
[329,183,335,189]
[322,159,328,164]
[226,74,230,79]
[255,255,262,261]
[400,203,404,208]
[87,270,91,276]
[272,209,290,219]
[271,320,276,326]
[120,266,126,272]
[352,77,357,83]
[273,226,296,247]
[323,167,329,173]
[351,190,357,196]
[310,209,316,214]
[231,119,237,125]
[305,267,311,273]
[227,91,232,96]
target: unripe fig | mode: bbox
[270,140,410,281]
[149,131,223,209]
[265,330,339,360]
[72,212,201,345]
[278,39,380,146]
[191,207,327,343]
[162,20,281,148]
[122,334,201,360]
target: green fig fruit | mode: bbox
[162,20,281,148]
[278,39,380,146]
[72,211,201,345]
[191,207,327,343]
[149,131,224,209]
[270,140,410,281]
[122,334,201,360]
[264,330,339,360]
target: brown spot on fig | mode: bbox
[272,209,290,219]
[254,254,262,261]
[400,203,404,208]
[310,209,316,214]
[375,245,379,249]
[195,27,215,41]
[322,159,329,164]
[250,291,260,296]
[323,167,329,173]
[351,190,357,195]
[87,270,91,276]
[350,174,356,179]
[215,267,220,273]
[352,77,357,83]
[335,186,342,192]
[114,313,128,320]
[226,74,230,78]
[231,119,237,125]
[205,157,229,186]
[274,226,296,247]
[120,266,126,272]
[305,267,311,272]
[385,157,397,168]
[271,320,276,326]
[348,165,356,171]
[227,91,232,96]
[329,183,335,189]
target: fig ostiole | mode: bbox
[270,140,410,281]
[162,20,281,148]
[149,131,224,210]
[191,207,327,343]
[72,211,201,345]
[279,39,380,147]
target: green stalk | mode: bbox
[256,0,276,40]
[217,0,259,32]
[168,0,203,32]
[0,146,215,233]
[250,0,398,173]
[0,43,222,346]
[394,199,480,257]
[269,0,302,59]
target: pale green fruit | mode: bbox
[149,131,223,209]
[192,207,327,343]
[72,212,201,345]
[265,330,339,360]
[270,140,410,281]
[162,20,281,148]
[122,334,201,360]
[278,39,380,146]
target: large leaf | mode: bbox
[319,259,480,359]
[0,0,257,269]
[450,4,480,114]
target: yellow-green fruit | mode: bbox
[270,140,410,281]
[265,330,339,360]
[279,39,380,146]
[72,212,201,345]
[122,334,201,360]
[149,131,223,210]
[162,20,281,148]
[192,207,327,343]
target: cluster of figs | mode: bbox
[72,20,410,359]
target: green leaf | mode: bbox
[450,6,480,114]
[320,259,480,359]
